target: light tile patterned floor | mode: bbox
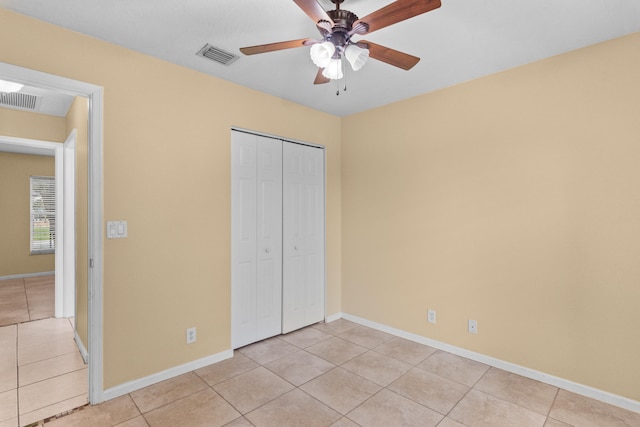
[0,275,88,427]
[0,276,54,327]
[31,319,640,427]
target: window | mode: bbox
[30,176,56,254]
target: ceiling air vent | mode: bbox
[196,44,239,66]
[0,92,40,111]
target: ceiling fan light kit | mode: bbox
[322,58,344,80]
[344,44,369,71]
[310,41,336,68]
[240,0,442,89]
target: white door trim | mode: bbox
[63,130,77,317]
[0,62,105,404]
[54,143,64,317]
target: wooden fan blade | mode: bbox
[240,38,316,55]
[357,41,420,70]
[352,0,441,35]
[293,0,334,25]
[314,68,330,85]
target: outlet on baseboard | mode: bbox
[186,327,197,344]
[427,309,436,324]
[468,319,478,334]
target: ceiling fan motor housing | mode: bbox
[327,9,358,31]
[326,9,359,56]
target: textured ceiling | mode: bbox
[1,0,639,116]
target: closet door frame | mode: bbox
[230,128,327,347]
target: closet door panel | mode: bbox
[304,148,325,323]
[256,138,282,341]
[283,144,306,332]
[231,132,258,348]
[283,142,325,333]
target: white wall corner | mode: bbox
[325,312,343,323]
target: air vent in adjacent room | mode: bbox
[0,92,40,111]
[196,44,239,66]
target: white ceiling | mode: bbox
[1,0,639,117]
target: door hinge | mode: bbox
[90,259,94,268]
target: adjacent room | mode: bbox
[0,96,90,425]
[1,0,639,426]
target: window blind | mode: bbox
[30,176,56,254]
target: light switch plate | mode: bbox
[106,221,127,239]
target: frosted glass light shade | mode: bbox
[310,42,335,68]
[0,79,23,93]
[345,45,369,71]
[322,59,343,80]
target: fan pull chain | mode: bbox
[343,60,348,92]
[336,58,340,96]
[336,58,347,96]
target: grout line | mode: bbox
[18,392,89,421]
[19,365,89,389]
[546,387,561,418]
[22,279,33,322]
[14,323,21,427]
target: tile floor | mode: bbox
[29,319,640,427]
[0,276,55,327]
[0,275,88,427]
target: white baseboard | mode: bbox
[74,331,88,364]
[341,313,640,414]
[102,349,233,401]
[0,271,55,281]
[324,312,343,323]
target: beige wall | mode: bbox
[0,8,341,389]
[0,107,64,277]
[0,107,66,142]
[66,96,90,350]
[342,32,640,401]
[0,152,55,276]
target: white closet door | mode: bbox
[255,137,282,341]
[231,132,282,348]
[231,132,257,348]
[282,142,325,333]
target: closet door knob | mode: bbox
[265,248,270,253]
[294,245,298,251]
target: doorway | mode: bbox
[0,61,104,405]
[0,133,76,320]
[0,124,87,426]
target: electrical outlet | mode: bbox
[427,309,436,324]
[186,327,197,344]
[468,319,478,334]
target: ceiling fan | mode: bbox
[240,0,441,86]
